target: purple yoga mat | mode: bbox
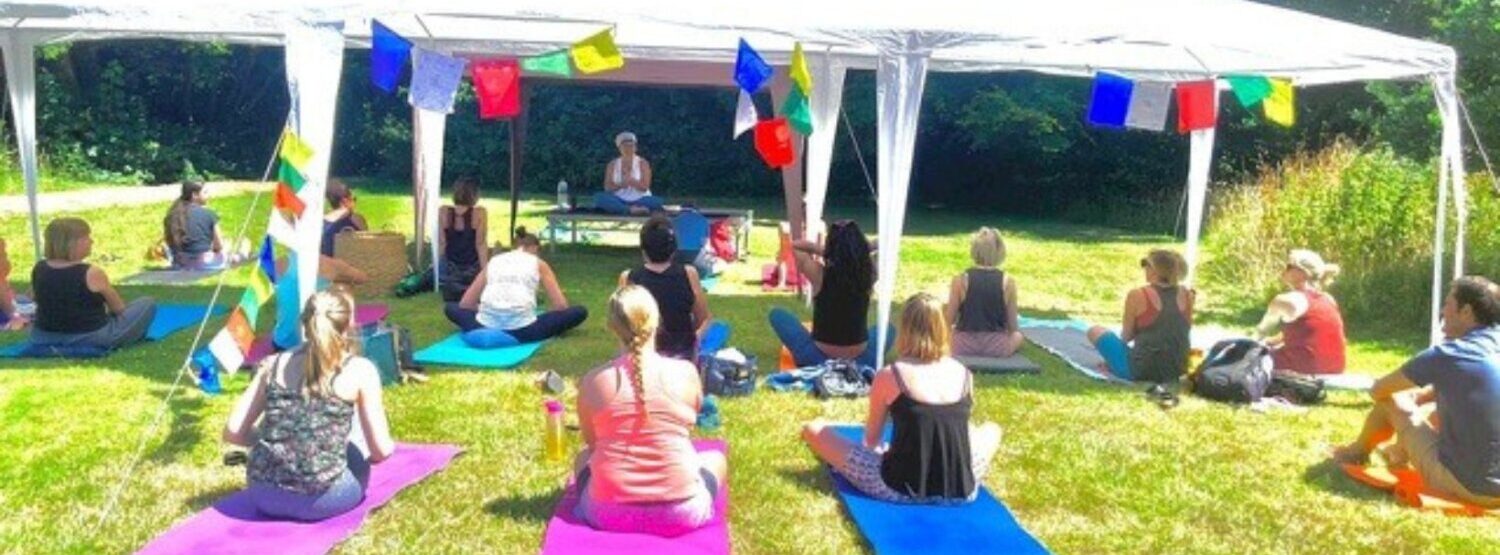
[540,440,730,554]
[137,443,460,555]
[243,304,390,368]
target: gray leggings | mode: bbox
[247,444,371,522]
[30,297,157,350]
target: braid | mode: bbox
[628,327,650,409]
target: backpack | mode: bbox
[701,352,758,397]
[1192,339,1273,404]
[709,220,738,262]
[813,359,875,399]
[1267,371,1327,405]
[362,324,417,386]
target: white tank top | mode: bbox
[477,250,540,330]
[610,156,649,202]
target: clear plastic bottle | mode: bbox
[544,399,566,460]
[556,180,570,211]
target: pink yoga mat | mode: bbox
[136,443,460,555]
[540,440,730,554]
[243,304,390,368]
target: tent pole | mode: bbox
[508,85,527,242]
[411,109,425,271]
[2,33,42,261]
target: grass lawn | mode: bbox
[2,186,1497,554]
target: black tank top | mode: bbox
[1130,285,1192,383]
[956,268,1007,332]
[812,271,870,347]
[880,363,976,499]
[443,207,479,266]
[627,264,697,358]
[321,212,359,257]
[33,262,108,334]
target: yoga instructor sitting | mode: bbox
[1332,276,1500,508]
[445,228,588,344]
[30,217,158,349]
[802,293,1003,503]
[573,285,726,536]
[768,220,889,368]
[224,289,396,521]
[593,131,664,215]
[1254,249,1347,374]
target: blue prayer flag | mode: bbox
[734,39,772,94]
[371,20,412,93]
[1088,72,1133,128]
[258,235,276,285]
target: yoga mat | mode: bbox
[828,426,1049,554]
[956,354,1041,374]
[0,303,225,359]
[540,440,729,554]
[1018,320,1127,384]
[120,268,226,286]
[699,275,719,293]
[242,304,390,368]
[137,443,461,555]
[413,334,545,369]
[1321,374,1376,391]
[1340,463,1499,517]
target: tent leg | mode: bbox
[509,88,527,243]
[873,51,931,370]
[3,34,42,261]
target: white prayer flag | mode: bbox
[1125,81,1172,131]
[267,212,298,248]
[208,328,246,372]
[734,90,758,139]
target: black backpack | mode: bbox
[700,353,758,397]
[1192,339,1273,404]
[813,359,874,399]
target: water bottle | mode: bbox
[556,180,570,211]
[544,399,567,460]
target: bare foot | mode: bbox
[1329,443,1369,465]
[1378,444,1411,469]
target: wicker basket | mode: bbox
[334,231,408,299]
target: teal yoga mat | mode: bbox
[412,334,545,369]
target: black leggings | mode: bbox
[443,304,589,343]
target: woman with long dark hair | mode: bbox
[768,220,890,368]
[163,181,246,269]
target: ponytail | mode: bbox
[299,289,356,398]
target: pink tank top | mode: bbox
[586,359,701,504]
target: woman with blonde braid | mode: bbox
[223,289,396,522]
[572,285,727,536]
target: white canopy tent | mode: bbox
[1,0,1468,360]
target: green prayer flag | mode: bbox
[522,50,573,78]
[277,161,306,192]
[237,288,262,329]
[782,86,814,135]
[1226,75,1272,108]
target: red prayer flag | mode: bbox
[225,309,256,353]
[1175,80,1218,133]
[273,182,305,217]
[472,59,522,119]
[754,118,794,169]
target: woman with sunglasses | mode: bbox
[1252,249,1346,374]
[321,179,369,257]
[1087,249,1194,383]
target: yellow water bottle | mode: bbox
[544,400,567,461]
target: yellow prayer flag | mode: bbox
[1263,78,1295,127]
[248,266,274,304]
[570,28,624,74]
[790,42,813,95]
[279,128,315,172]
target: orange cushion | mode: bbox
[1341,463,1499,517]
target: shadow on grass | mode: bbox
[777,465,833,496]
[1301,458,1391,505]
[148,395,207,464]
[484,489,563,525]
[184,485,242,512]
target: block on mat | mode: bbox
[413,333,545,369]
[956,355,1041,374]
[827,426,1049,554]
[146,304,229,341]
[540,440,729,554]
[136,444,461,555]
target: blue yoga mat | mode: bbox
[700,275,719,293]
[828,425,1049,555]
[0,303,225,359]
[412,334,545,369]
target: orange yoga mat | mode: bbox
[1341,463,1499,517]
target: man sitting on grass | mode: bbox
[1332,276,1500,508]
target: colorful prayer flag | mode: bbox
[472,59,522,120]
[734,90,758,139]
[754,118,794,169]
[248,266,274,305]
[267,209,298,248]
[1226,75,1272,108]
[1088,72,1133,128]
[570,28,625,74]
[225,309,256,352]
[782,86,814,135]
[258,235,277,285]
[273,182,305,217]
[1175,80,1219,133]
[1125,80,1172,132]
[1263,78,1295,127]
[370,20,412,93]
[237,288,263,328]
[279,128,314,173]
[790,42,813,94]
[522,50,573,78]
[734,39,772,94]
[409,47,467,114]
[208,327,246,371]
[277,161,305,192]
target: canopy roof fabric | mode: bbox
[1,0,1468,355]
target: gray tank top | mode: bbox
[1130,285,1191,383]
[956,268,1006,333]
